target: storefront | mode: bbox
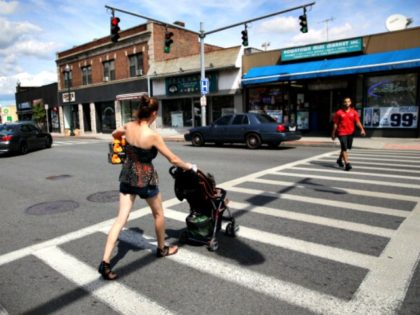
[242,34,420,137]
[58,79,148,134]
[151,46,244,129]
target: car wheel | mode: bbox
[45,136,53,148]
[245,133,261,149]
[191,133,204,147]
[20,142,28,155]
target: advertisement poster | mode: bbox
[297,111,309,130]
[363,106,418,128]
[266,110,283,123]
[171,111,184,128]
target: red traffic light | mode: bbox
[111,17,120,26]
[110,16,120,43]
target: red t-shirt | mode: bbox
[333,108,360,136]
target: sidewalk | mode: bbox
[51,130,420,151]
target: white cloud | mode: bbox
[0,0,18,14]
[0,17,42,48]
[13,40,58,58]
[0,70,56,96]
[257,16,298,34]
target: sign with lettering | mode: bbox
[281,38,363,61]
[166,73,217,96]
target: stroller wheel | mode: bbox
[179,231,189,244]
[225,223,238,237]
[207,238,219,251]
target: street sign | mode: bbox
[200,78,209,95]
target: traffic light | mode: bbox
[299,13,308,33]
[111,17,120,43]
[241,29,248,47]
[164,31,174,53]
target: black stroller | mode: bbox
[169,167,238,251]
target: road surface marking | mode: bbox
[350,153,420,159]
[225,186,409,218]
[345,202,420,315]
[163,208,377,270]
[251,177,419,202]
[290,166,420,181]
[228,200,395,238]
[321,157,420,169]
[98,229,348,315]
[34,246,174,315]
[0,198,182,267]
[274,171,420,190]
[303,162,420,174]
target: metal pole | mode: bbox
[200,22,206,126]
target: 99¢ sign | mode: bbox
[364,106,418,128]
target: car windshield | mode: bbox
[0,125,16,134]
[255,114,276,123]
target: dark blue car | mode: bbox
[0,122,53,155]
[184,113,301,149]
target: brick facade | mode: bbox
[56,22,222,91]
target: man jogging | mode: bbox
[331,97,366,171]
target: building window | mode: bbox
[64,70,72,88]
[129,53,144,77]
[103,60,115,81]
[81,66,92,85]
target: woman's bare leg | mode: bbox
[102,193,136,263]
[146,193,178,254]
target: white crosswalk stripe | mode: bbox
[1,149,420,314]
[52,139,108,147]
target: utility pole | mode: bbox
[321,17,334,41]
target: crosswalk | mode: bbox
[1,148,420,314]
[52,139,108,147]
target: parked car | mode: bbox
[184,112,302,149]
[0,122,53,155]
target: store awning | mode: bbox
[242,47,420,86]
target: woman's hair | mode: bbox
[136,95,159,120]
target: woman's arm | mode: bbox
[153,133,192,170]
[112,125,126,140]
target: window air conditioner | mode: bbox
[136,69,143,76]
[104,76,109,82]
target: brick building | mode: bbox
[56,21,222,135]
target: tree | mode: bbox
[32,101,46,130]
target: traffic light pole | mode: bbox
[105,2,315,127]
[198,1,314,126]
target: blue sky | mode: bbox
[0,0,419,106]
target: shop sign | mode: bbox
[281,38,362,61]
[363,106,418,129]
[166,73,217,96]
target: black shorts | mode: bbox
[338,135,354,151]
[119,182,159,199]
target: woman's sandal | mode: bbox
[98,261,118,280]
[156,245,178,258]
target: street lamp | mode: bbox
[64,64,75,136]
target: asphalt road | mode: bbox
[0,139,419,315]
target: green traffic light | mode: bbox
[164,46,170,53]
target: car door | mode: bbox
[19,124,37,149]
[229,114,250,142]
[28,124,45,148]
[208,115,233,141]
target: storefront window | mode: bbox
[365,74,418,128]
[121,100,140,124]
[162,99,192,128]
[248,84,289,123]
[212,95,234,120]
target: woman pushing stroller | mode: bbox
[98,94,196,280]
